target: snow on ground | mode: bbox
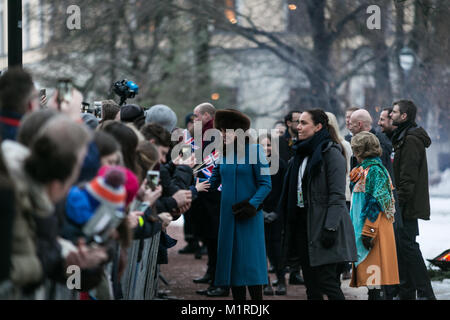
[419,196,450,299]
[429,169,450,197]
[419,197,450,262]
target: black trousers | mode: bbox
[295,208,345,300]
[397,218,435,299]
[203,237,218,284]
[264,219,285,281]
[183,208,199,245]
[231,285,263,300]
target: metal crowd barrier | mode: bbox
[121,231,161,300]
[35,231,161,300]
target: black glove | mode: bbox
[362,235,374,250]
[263,211,278,224]
[320,229,337,249]
[232,200,257,221]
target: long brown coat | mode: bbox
[350,213,399,287]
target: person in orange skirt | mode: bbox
[349,132,399,300]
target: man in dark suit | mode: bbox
[191,103,229,297]
[278,110,305,286]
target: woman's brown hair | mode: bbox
[304,109,346,159]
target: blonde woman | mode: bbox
[349,132,399,300]
[326,112,353,280]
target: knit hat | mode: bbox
[85,166,127,209]
[145,104,178,132]
[98,165,139,206]
[81,113,99,130]
[120,104,144,123]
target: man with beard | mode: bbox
[390,100,436,300]
[378,107,397,140]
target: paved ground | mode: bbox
[159,224,367,300]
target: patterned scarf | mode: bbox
[350,157,395,221]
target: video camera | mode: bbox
[112,79,139,106]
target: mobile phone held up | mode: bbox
[56,78,73,109]
[146,170,160,191]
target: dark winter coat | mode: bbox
[262,158,287,214]
[156,162,194,219]
[262,159,287,242]
[392,122,431,220]
[279,141,357,268]
[190,117,221,240]
[280,130,296,161]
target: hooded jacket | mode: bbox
[392,124,431,220]
[1,141,54,292]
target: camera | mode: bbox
[93,101,102,118]
[81,102,93,114]
[112,79,139,106]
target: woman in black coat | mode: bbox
[258,133,287,296]
[279,109,357,300]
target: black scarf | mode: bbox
[391,120,417,147]
[292,127,332,178]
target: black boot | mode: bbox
[179,241,200,254]
[263,284,274,296]
[193,273,212,284]
[206,287,230,297]
[275,278,287,295]
[289,272,305,285]
[368,288,385,300]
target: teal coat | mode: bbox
[209,144,272,287]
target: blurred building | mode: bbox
[0,0,448,172]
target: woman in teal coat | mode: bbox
[209,109,272,300]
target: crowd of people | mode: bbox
[0,66,436,300]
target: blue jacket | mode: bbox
[209,143,272,286]
[0,110,22,141]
